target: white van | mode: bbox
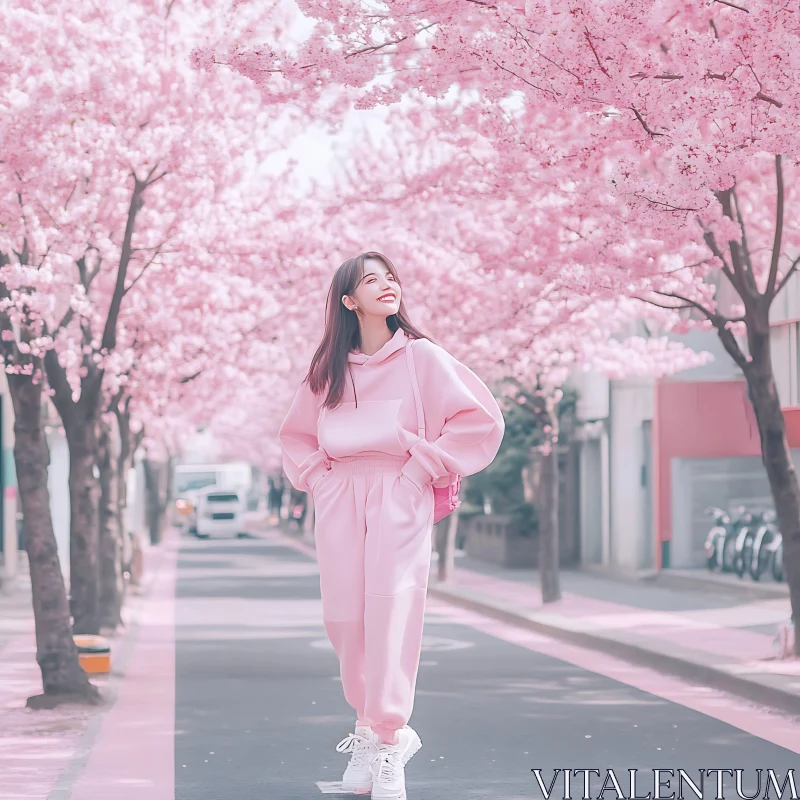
[172,461,254,529]
[193,488,246,539]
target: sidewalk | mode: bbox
[0,533,177,800]
[426,552,800,716]
[0,553,36,657]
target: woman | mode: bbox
[279,252,505,800]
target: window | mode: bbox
[770,321,800,406]
[206,493,239,503]
[176,472,216,493]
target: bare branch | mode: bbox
[631,107,665,137]
[651,290,719,323]
[107,385,126,415]
[715,188,760,298]
[713,0,749,11]
[743,63,783,108]
[755,90,782,108]
[488,59,560,98]
[635,194,699,211]
[344,23,438,60]
[649,291,751,373]
[638,298,694,312]
[144,168,168,188]
[583,28,610,77]
[100,177,146,357]
[774,254,800,297]
[180,370,204,385]
[123,248,163,296]
[54,306,76,334]
[43,347,77,424]
[766,154,784,298]
[64,179,79,210]
[730,187,755,274]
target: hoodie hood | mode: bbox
[348,327,409,365]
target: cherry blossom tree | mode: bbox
[222,107,706,599]
[0,0,305,701]
[209,0,800,644]
[303,107,710,596]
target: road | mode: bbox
[172,529,799,800]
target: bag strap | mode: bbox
[405,338,426,440]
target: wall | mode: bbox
[0,376,18,583]
[655,379,767,567]
[670,455,779,568]
[609,379,655,570]
[571,370,610,567]
[46,428,71,579]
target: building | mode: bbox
[573,272,800,572]
[0,372,20,587]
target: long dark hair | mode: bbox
[306,252,433,409]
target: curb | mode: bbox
[577,564,790,600]
[427,583,800,718]
[650,570,789,600]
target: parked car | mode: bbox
[192,488,246,539]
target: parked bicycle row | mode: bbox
[704,506,784,582]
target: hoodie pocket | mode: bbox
[318,399,407,459]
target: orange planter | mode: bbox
[73,635,111,674]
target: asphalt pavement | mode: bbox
[172,530,800,800]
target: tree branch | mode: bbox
[584,28,610,77]
[651,290,720,323]
[100,177,146,357]
[699,215,747,302]
[730,187,755,275]
[647,292,750,372]
[716,188,760,298]
[43,347,77,425]
[774,253,800,297]
[631,107,665,137]
[717,324,751,373]
[123,247,163,296]
[766,154,784,299]
[488,59,560,99]
[76,251,102,292]
[635,194,700,211]
[179,369,204,385]
[639,299,694,312]
[714,0,749,10]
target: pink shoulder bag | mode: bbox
[405,339,461,524]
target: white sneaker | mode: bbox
[369,726,422,800]
[336,725,379,793]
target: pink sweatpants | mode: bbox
[311,456,435,745]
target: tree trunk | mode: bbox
[744,323,800,652]
[437,505,460,583]
[6,371,99,706]
[538,446,561,603]
[97,417,124,631]
[143,458,163,545]
[159,454,174,538]
[62,414,101,635]
[115,408,132,568]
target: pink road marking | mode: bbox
[272,529,800,753]
[424,599,800,754]
[69,530,179,800]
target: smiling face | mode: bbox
[342,256,401,318]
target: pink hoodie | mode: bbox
[279,328,505,494]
